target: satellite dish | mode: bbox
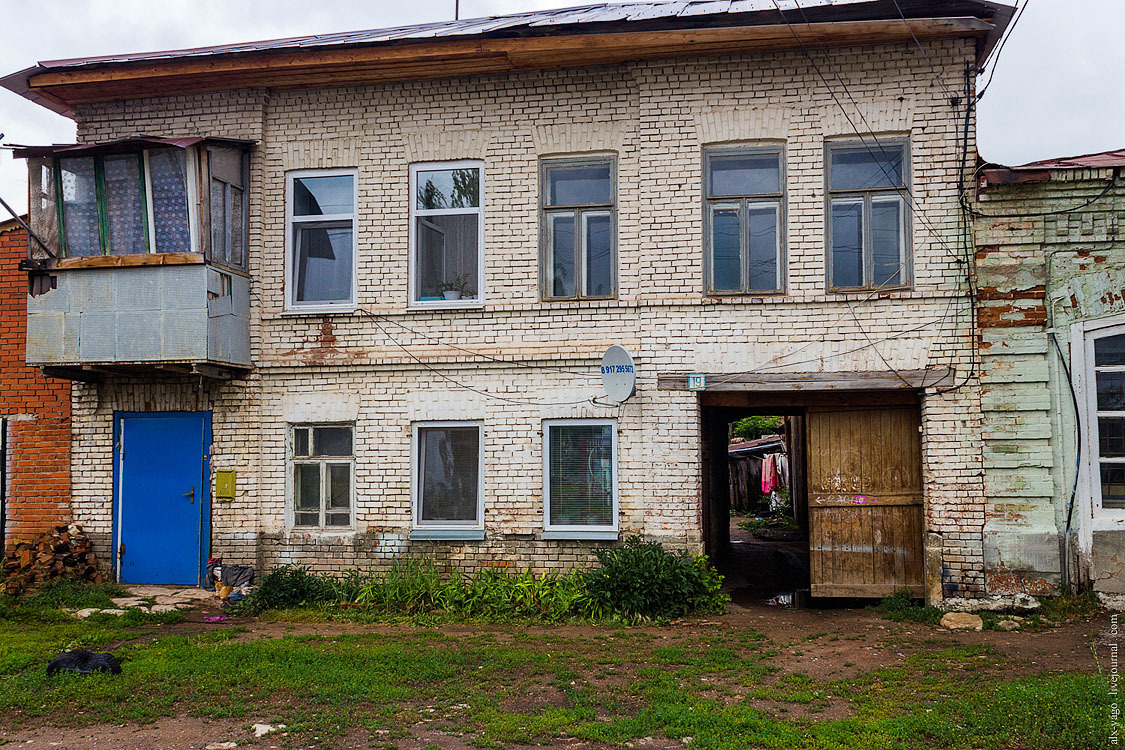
[600,345,636,402]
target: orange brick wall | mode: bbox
[0,221,71,549]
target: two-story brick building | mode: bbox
[1,0,1014,601]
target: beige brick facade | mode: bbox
[67,40,985,597]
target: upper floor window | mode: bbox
[704,147,785,295]
[1085,328,1125,513]
[827,140,910,292]
[411,162,483,305]
[291,424,354,528]
[56,149,196,258]
[21,140,249,269]
[541,157,616,300]
[286,169,356,310]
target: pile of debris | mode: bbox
[3,524,104,596]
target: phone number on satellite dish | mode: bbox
[601,365,634,374]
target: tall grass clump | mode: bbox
[244,539,728,623]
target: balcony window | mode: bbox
[18,139,249,269]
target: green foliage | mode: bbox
[243,565,335,612]
[14,579,129,610]
[1038,591,1102,621]
[869,591,944,625]
[731,415,783,440]
[580,536,728,622]
[244,545,727,624]
[737,516,799,533]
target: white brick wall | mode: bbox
[69,40,985,595]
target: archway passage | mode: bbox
[700,390,924,604]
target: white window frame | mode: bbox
[410,421,485,540]
[284,167,358,314]
[408,160,485,310]
[542,418,619,540]
[286,423,356,531]
[1074,315,1125,549]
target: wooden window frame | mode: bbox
[539,155,618,302]
[542,418,619,540]
[702,145,786,296]
[408,160,486,310]
[287,423,356,530]
[825,139,912,293]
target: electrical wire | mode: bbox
[890,0,956,100]
[356,308,611,408]
[775,0,965,264]
[970,171,1120,219]
[976,0,1029,102]
[354,308,600,379]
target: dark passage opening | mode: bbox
[701,404,810,604]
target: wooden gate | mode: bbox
[806,406,924,597]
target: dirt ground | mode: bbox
[0,595,1109,750]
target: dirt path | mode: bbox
[1,602,1108,750]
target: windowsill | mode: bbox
[542,530,619,541]
[541,296,617,304]
[409,528,486,541]
[705,290,787,299]
[280,305,358,317]
[408,299,485,311]
[828,285,913,296]
[53,253,205,270]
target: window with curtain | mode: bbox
[287,170,356,308]
[415,423,482,528]
[704,148,785,294]
[411,162,483,304]
[291,424,354,528]
[55,149,198,258]
[541,158,616,300]
[827,140,910,291]
[544,421,616,531]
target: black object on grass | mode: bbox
[46,649,122,676]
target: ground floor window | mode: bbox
[543,419,617,537]
[413,422,483,533]
[291,424,354,528]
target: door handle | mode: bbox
[183,487,195,504]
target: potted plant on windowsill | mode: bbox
[438,273,472,301]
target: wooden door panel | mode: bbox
[807,407,924,598]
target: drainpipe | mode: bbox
[1,417,6,553]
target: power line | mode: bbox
[976,0,1029,102]
[890,0,956,100]
[357,308,611,408]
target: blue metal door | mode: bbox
[114,412,211,585]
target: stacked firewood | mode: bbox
[3,524,103,596]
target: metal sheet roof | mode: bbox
[33,0,1003,69]
[1015,149,1125,171]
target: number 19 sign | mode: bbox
[600,345,636,403]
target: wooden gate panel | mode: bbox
[807,406,924,598]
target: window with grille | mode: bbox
[290,424,354,528]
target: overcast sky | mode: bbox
[1,0,1120,215]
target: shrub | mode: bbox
[243,565,334,612]
[732,415,784,440]
[580,536,728,621]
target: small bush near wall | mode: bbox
[243,538,728,623]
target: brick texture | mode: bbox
[62,40,985,596]
[0,222,71,549]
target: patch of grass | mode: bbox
[10,579,130,610]
[1038,591,1102,621]
[869,591,944,625]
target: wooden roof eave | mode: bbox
[28,17,993,107]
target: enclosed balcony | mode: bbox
[14,136,253,380]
